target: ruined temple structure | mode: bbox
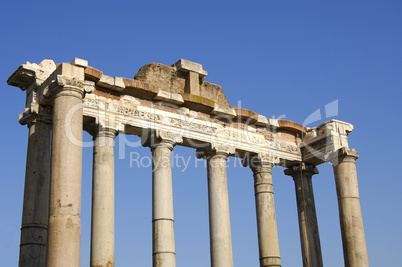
[8,58,369,267]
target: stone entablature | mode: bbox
[8,58,353,167]
[8,57,369,267]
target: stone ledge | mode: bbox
[232,107,259,124]
[70,58,88,68]
[173,59,208,77]
[7,60,57,91]
[181,93,215,111]
[278,120,307,134]
[97,75,125,92]
[84,66,103,82]
[123,78,159,98]
[268,118,280,128]
[255,114,268,126]
[154,90,184,105]
[211,104,237,118]
[7,65,36,90]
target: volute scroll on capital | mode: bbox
[43,75,94,99]
[141,129,183,150]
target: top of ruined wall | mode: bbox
[8,58,309,137]
[134,62,230,107]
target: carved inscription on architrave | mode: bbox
[169,117,217,135]
[117,106,163,121]
[83,98,301,157]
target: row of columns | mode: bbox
[18,79,368,267]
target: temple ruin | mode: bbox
[7,58,369,267]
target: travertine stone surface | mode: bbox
[19,107,52,267]
[247,154,281,267]
[285,164,323,267]
[90,127,118,267]
[197,145,234,267]
[330,148,369,267]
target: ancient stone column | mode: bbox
[46,76,93,267]
[18,106,52,267]
[197,144,234,267]
[330,148,369,267]
[284,163,323,267]
[143,130,182,267]
[248,154,281,267]
[89,125,118,267]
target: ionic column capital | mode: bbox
[19,104,52,126]
[141,129,183,150]
[284,163,319,179]
[195,142,235,159]
[329,147,359,166]
[43,75,94,100]
[92,127,119,140]
[85,120,119,140]
[242,153,277,173]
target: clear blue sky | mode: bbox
[1,1,401,266]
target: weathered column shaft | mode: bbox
[206,151,233,267]
[19,109,52,267]
[152,140,176,267]
[90,128,117,267]
[47,85,85,267]
[331,149,369,267]
[285,164,322,267]
[251,160,281,267]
